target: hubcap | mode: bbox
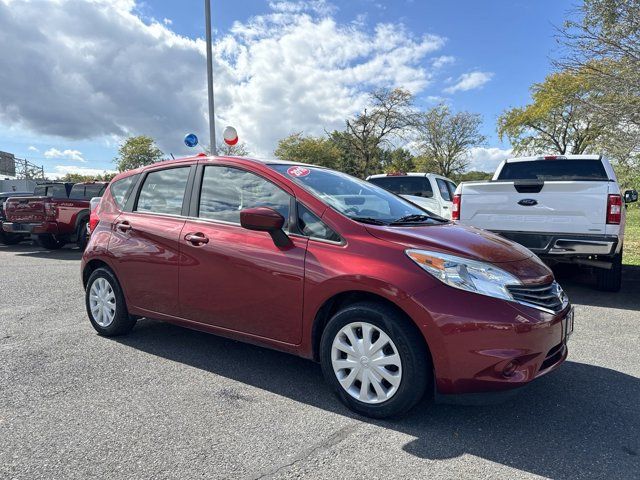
[331,322,402,404]
[89,277,116,327]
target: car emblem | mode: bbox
[518,199,538,206]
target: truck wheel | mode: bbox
[36,234,65,250]
[77,219,89,250]
[320,301,431,418]
[85,267,136,336]
[0,230,22,245]
[596,248,622,292]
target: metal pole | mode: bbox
[205,0,217,155]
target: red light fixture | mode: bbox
[606,194,622,224]
[452,194,461,220]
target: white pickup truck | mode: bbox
[367,172,457,219]
[453,155,638,291]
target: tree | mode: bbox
[217,142,249,156]
[274,132,343,169]
[455,170,493,183]
[59,172,117,182]
[497,70,607,155]
[114,136,163,172]
[416,104,486,177]
[380,148,415,173]
[344,88,417,177]
[557,0,640,129]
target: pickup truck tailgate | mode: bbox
[5,197,47,222]
[460,181,610,235]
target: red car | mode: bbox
[81,156,572,418]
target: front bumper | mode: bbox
[493,230,618,257]
[408,284,571,396]
[2,221,58,235]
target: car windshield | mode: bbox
[270,165,445,225]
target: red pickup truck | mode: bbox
[3,181,108,250]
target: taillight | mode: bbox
[606,194,622,224]
[452,194,461,220]
[89,211,99,233]
[44,201,57,220]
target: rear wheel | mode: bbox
[36,234,65,250]
[77,219,89,250]
[596,248,622,292]
[85,267,136,336]
[320,301,431,418]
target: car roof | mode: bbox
[505,154,602,163]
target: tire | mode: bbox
[320,301,431,419]
[596,248,622,292]
[0,230,22,245]
[77,219,89,250]
[85,267,136,336]
[36,234,65,250]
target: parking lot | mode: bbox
[1,243,638,480]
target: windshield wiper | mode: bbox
[349,216,387,225]
[390,214,444,225]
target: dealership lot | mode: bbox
[1,243,638,480]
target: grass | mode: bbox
[623,207,640,266]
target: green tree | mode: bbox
[114,136,163,172]
[497,70,607,155]
[380,148,415,174]
[454,170,493,183]
[274,132,342,169]
[416,105,486,177]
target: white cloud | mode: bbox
[162,18,172,26]
[444,71,493,94]
[0,0,447,157]
[467,147,512,172]
[43,148,86,162]
[28,146,39,152]
[45,165,116,179]
[432,55,454,69]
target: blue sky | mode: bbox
[0,0,574,177]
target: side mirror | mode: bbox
[240,207,292,247]
[624,189,638,203]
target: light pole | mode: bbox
[205,0,217,155]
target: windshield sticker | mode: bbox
[287,166,310,178]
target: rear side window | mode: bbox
[110,175,138,209]
[436,179,452,201]
[136,167,190,216]
[198,166,290,225]
[498,160,608,181]
[69,184,106,200]
[369,176,434,198]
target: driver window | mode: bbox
[199,166,290,227]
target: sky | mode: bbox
[0,0,575,178]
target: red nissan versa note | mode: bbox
[81,155,573,418]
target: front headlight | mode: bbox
[406,249,522,301]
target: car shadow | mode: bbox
[0,242,84,260]
[113,320,640,479]
[553,265,640,311]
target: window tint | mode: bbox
[199,166,290,225]
[436,179,452,201]
[497,160,608,181]
[136,167,190,215]
[69,184,106,200]
[110,175,138,209]
[368,176,434,198]
[297,204,340,242]
[34,184,68,198]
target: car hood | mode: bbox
[366,222,533,263]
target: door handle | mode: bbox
[442,205,449,209]
[116,221,132,232]
[185,232,209,245]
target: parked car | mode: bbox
[81,156,572,418]
[366,172,457,219]
[0,191,33,245]
[453,154,638,291]
[3,181,108,250]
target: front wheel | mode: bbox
[85,267,136,336]
[0,230,22,245]
[596,248,622,292]
[320,302,431,418]
[36,234,65,250]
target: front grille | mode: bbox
[507,281,567,313]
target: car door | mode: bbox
[109,165,194,317]
[178,164,307,344]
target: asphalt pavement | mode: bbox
[1,242,639,479]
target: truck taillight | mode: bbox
[452,194,461,220]
[606,194,622,224]
[44,201,57,220]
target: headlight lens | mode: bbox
[406,249,521,301]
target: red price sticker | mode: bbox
[287,166,310,177]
